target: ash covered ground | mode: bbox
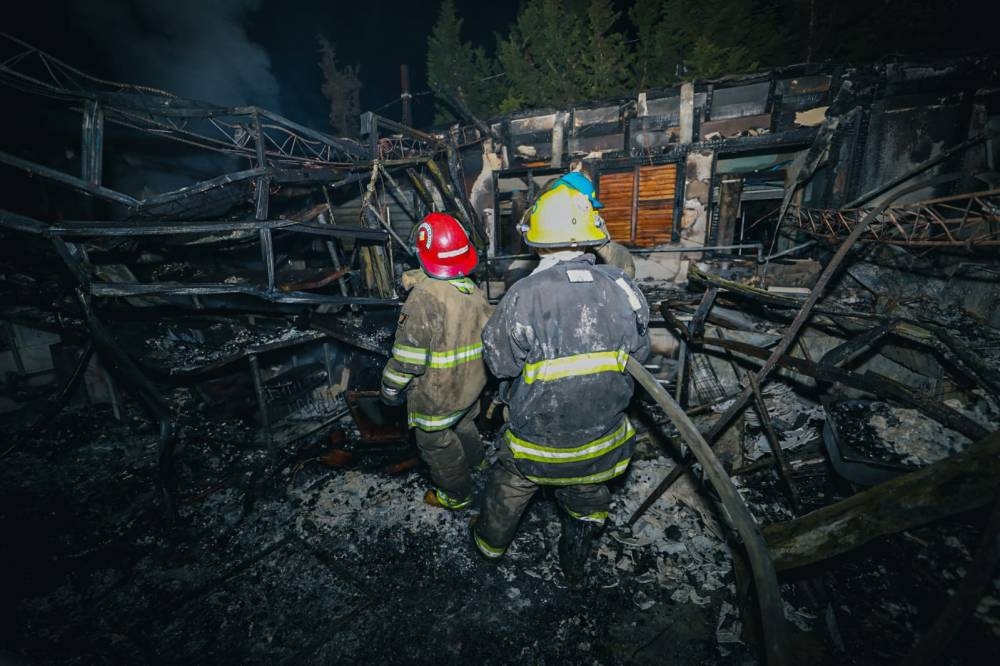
[0,390,755,665]
[2,379,998,665]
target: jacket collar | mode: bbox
[531,250,594,275]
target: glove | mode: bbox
[380,383,406,406]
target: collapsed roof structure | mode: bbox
[1,32,999,665]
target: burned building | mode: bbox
[1,32,999,666]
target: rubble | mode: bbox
[1,33,999,666]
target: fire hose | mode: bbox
[625,355,789,666]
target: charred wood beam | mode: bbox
[664,299,757,332]
[818,322,895,367]
[426,159,469,224]
[763,431,1000,571]
[378,165,421,224]
[821,320,1000,402]
[913,323,1000,400]
[900,486,1000,666]
[701,174,960,443]
[445,145,489,247]
[18,341,95,442]
[406,168,438,211]
[365,113,444,147]
[697,336,990,441]
[0,151,139,207]
[626,356,790,666]
[87,282,395,306]
[278,268,351,293]
[75,290,178,520]
[688,265,884,322]
[431,83,500,144]
[81,99,103,185]
[145,330,330,379]
[248,353,273,456]
[362,204,416,257]
[747,372,802,514]
[689,286,719,338]
[47,219,387,242]
[260,228,275,292]
[0,208,49,234]
[843,134,990,209]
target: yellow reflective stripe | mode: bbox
[525,459,632,486]
[392,343,428,365]
[435,489,472,509]
[474,532,505,558]
[382,367,413,388]
[522,349,627,384]
[506,419,635,464]
[428,343,483,368]
[566,509,609,524]
[409,410,466,431]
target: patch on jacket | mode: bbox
[566,269,594,283]
[397,312,407,326]
[615,277,642,311]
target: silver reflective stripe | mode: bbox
[382,367,412,388]
[615,277,642,311]
[409,410,465,430]
[428,343,483,368]
[392,343,428,365]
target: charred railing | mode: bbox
[784,187,1000,248]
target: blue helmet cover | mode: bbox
[555,172,604,209]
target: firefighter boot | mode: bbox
[423,488,472,510]
[558,512,599,585]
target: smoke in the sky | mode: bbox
[71,0,281,112]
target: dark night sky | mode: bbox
[5,0,999,137]
[3,0,521,132]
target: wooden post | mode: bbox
[400,64,412,128]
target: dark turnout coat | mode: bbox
[482,254,650,485]
[382,275,492,431]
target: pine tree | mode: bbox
[579,0,636,99]
[317,34,361,137]
[632,0,793,86]
[427,0,499,123]
[497,0,633,111]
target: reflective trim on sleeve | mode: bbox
[565,508,609,524]
[524,458,632,486]
[522,349,627,384]
[381,366,413,389]
[428,343,483,368]
[506,418,635,464]
[408,409,467,431]
[392,343,429,366]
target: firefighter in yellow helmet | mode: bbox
[543,171,636,277]
[473,183,650,584]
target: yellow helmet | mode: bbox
[520,183,609,248]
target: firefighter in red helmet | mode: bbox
[381,213,493,509]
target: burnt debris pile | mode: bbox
[2,33,1000,665]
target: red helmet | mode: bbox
[414,213,478,278]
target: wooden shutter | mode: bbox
[597,164,677,247]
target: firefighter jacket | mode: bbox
[482,253,651,486]
[382,275,492,431]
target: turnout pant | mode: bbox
[474,444,611,558]
[414,402,484,501]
